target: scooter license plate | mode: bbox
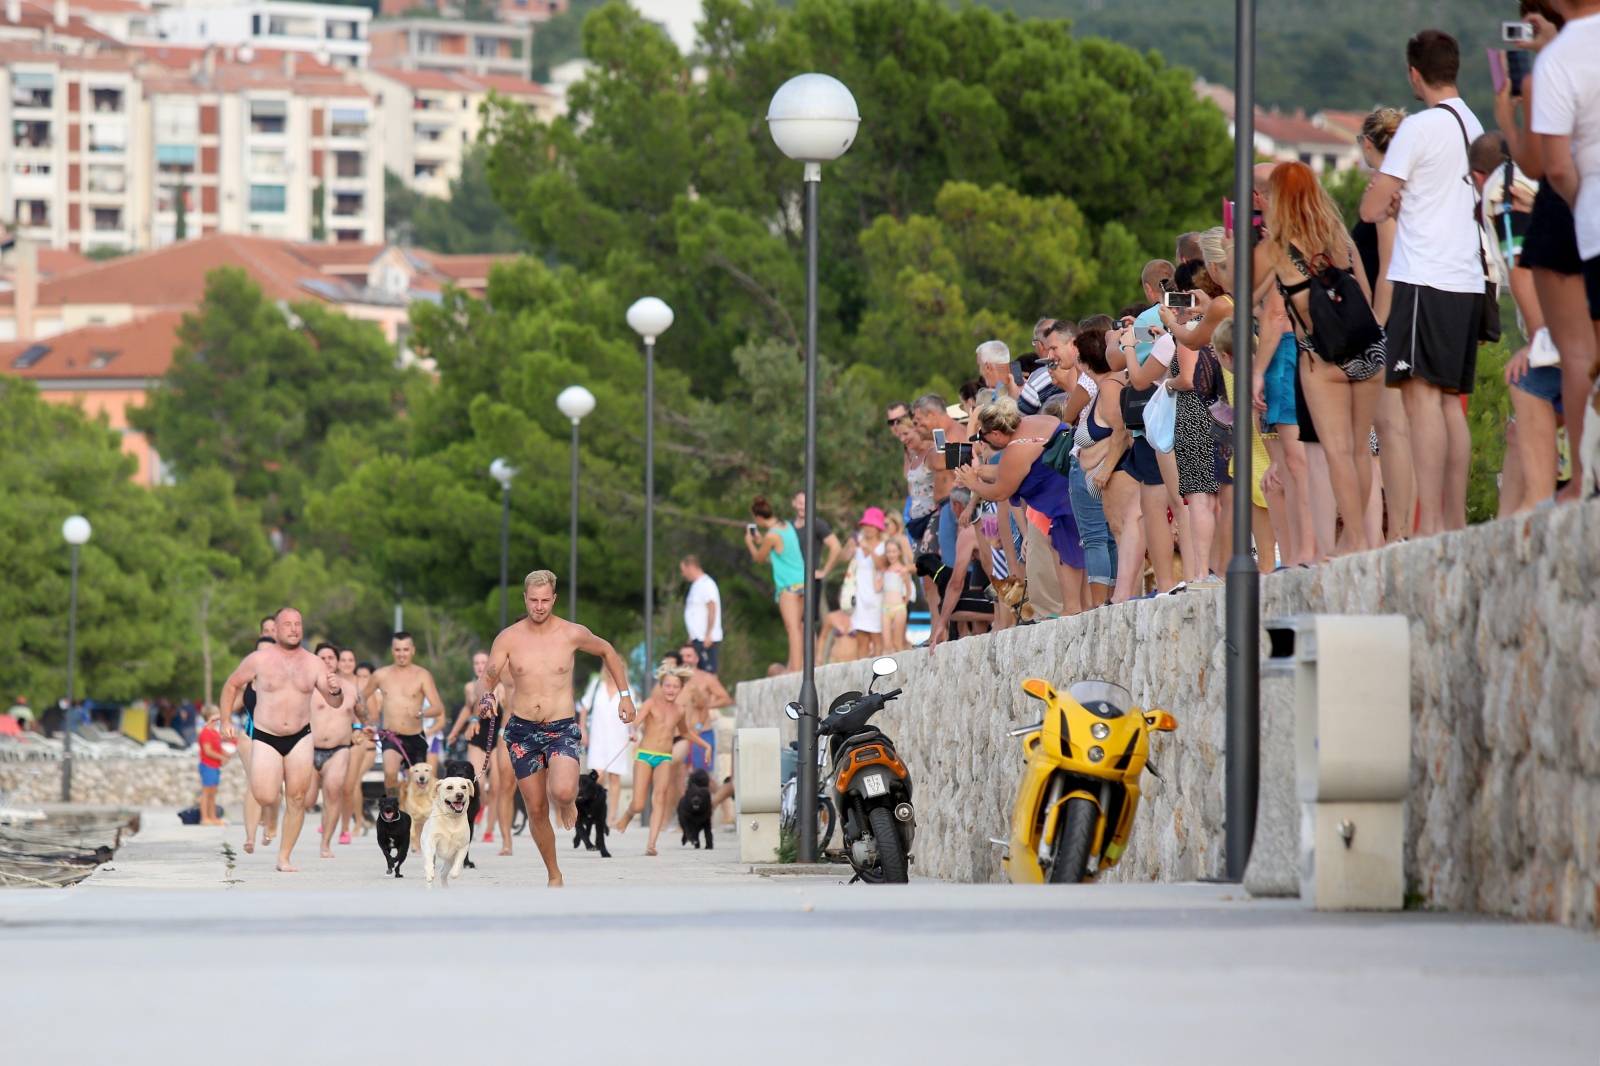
[863,774,888,797]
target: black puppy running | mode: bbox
[443,758,482,870]
[376,795,411,877]
[572,770,611,858]
[677,768,713,850]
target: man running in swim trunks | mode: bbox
[305,642,359,858]
[477,569,634,886]
[676,642,733,819]
[446,650,510,848]
[219,607,344,872]
[614,665,710,856]
[360,632,446,797]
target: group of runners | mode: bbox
[217,569,729,885]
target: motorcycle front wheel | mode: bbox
[867,805,908,884]
[1047,797,1098,884]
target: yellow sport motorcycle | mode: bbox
[1000,678,1177,884]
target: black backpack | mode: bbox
[1280,244,1383,367]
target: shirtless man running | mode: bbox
[477,570,634,886]
[304,642,359,858]
[446,650,510,847]
[676,642,733,819]
[219,607,344,872]
[614,665,710,856]
[361,632,446,797]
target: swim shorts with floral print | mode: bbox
[503,715,582,780]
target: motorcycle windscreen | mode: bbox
[1068,679,1131,719]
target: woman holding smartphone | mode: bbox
[745,496,805,673]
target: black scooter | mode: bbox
[786,656,914,884]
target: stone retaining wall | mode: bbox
[736,500,1600,929]
[0,754,248,810]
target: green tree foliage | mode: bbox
[973,0,1507,118]
[129,268,414,531]
[0,380,186,703]
[485,0,1230,392]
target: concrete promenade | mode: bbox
[3,808,1598,1066]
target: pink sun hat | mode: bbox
[858,507,887,530]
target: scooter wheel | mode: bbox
[1047,797,1097,884]
[867,806,908,884]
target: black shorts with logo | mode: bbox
[1385,282,1481,395]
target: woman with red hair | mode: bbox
[1264,162,1384,556]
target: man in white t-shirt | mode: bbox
[678,555,723,674]
[1531,0,1600,498]
[1360,29,1486,537]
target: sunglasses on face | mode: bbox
[886,413,911,427]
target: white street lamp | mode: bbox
[489,458,517,629]
[766,72,859,865]
[60,514,91,801]
[627,298,673,669]
[556,386,596,620]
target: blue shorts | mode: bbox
[199,764,221,788]
[503,716,582,780]
[1263,332,1299,429]
[690,639,719,675]
[689,727,716,772]
[1512,365,1563,413]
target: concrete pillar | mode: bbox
[734,727,781,863]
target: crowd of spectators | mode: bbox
[740,9,1599,663]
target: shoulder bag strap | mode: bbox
[1434,102,1493,283]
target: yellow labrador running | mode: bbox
[422,776,474,889]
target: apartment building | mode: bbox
[362,64,554,197]
[1,41,383,252]
[152,0,371,70]
[0,45,149,253]
[376,0,567,24]
[142,53,383,246]
[368,17,530,78]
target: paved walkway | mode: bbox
[5,808,1598,1066]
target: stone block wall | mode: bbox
[736,500,1600,929]
[0,754,248,810]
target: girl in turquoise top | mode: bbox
[745,495,805,673]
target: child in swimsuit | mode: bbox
[612,665,710,855]
[878,538,914,652]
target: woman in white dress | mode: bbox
[578,671,631,824]
[847,508,888,659]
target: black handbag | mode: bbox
[1436,103,1502,344]
[1121,381,1155,432]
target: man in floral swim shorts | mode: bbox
[478,569,634,887]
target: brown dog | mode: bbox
[400,762,434,850]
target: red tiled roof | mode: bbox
[0,234,330,309]
[67,0,145,14]
[1256,111,1350,149]
[411,251,514,281]
[289,242,386,271]
[4,0,122,42]
[2,310,185,380]
[369,65,476,92]
[467,72,549,98]
[0,41,135,69]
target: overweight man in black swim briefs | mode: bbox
[219,607,345,873]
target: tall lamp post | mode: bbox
[767,72,859,864]
[61,514,91,802]
[556,385,596,622]
[1225,0,1260,881]
[626,297,673,671]
[490,458,517,630]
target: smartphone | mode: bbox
[1163,291,1196,310]
[1501,20,1533,43]
[945,441,974,468]
[746,523,758,538]
[1507,49,1532,97]
[932,428,947,450]
[1223,197,1234,231]
[1009,360,1028,386]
